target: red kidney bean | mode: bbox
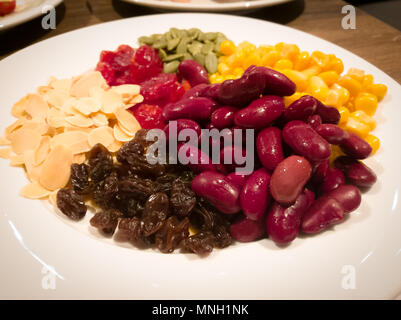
[304,188,316,208]
[311,159,329,185]
[340,132,372,159]
[162,97,214,122]
[266,191,310,244]
[284,95,317,122]
[226,171,250,189]
[219,145,247,173]
[191,171,241,214]
[240,168,271,221]
[234,95,285,129]
[177,60,210,87]
[256,127,284,171]
[230,216,265,242]
[334,156,377,188]
[315,99,340,124]
[200,83,220,101]
[307,114,322,130]
[327,184,361,214]
[216,65,266,107]
[282,120,331,162]
[321,167,345,194]
[164,119,201,142]
[182,83,209,99]
[260,67,296,96]
[210,106,237,129]
[301,196,344,234]
[270,155,312,205]
[177,143,216,173]
[315,124,349,145]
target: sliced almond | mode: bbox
[46,108,69,128]
[11,95,29,118]
[128,94,144,107]
[10,128,42,155]
[101,90,124,114]
[108,140,123,153]
[10,154,25,166]
[0,148,11,159]
[20,182,51,199]
[22,121,49,136]
[69,139,91,155]
[48,190,59,207]
[0,136,10,146]
[112,84,140,99]
[89,86,105,105]
[91,112,109,127]
[88,126,115,148]
[61,97,79,115]
[25,94,49,121]
[72,153,86,164]
[24,150,42,182]
[37,85,52,96]
[34,136,51,166]
[51,131,88,150]
[65,113,94,128]
[70,71,107,98]
[74,97,100,115]
[39,145,73,191]
[4,119,25,140]
[113,123,134,142]
[115,107,141,135]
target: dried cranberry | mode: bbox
[133,104,165,129]
[57,188,87,220]
[130,45,163,84]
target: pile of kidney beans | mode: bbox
[161,60,377,245]
[56,131,233,254]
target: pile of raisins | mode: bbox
[56,129,232,255]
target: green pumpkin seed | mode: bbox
[138,36,153,45]
[158,48,167,61]
[176,37,190,54]
[187,42,203,56]
[194,53,206,66]
[164,53,185,62]
[163,60,180,73]
[167,38,180,51]
[201,42,214,55]
[205,32,217,41]
[205,52,218,73]
[183,53,194,61]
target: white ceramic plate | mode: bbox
[0,0,62,31]
[0,13,400,300]
[122,0,291,12]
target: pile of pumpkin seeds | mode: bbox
[138,28,229,74]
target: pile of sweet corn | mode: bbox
[210,40,388,155]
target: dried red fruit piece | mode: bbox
[130,45,163,84]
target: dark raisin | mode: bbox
[184,232,215,255]
[142,193,169,237]
[170,179,196,217]
[118,177,157,201]
[117,198,144,218]
[70,163,91,194]
[90,209,121,235]
[155,216,189,253]
[93,172,119,209]
[88,144,113,183]
[115,217,143,243]
[56,188,87,220]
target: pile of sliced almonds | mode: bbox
[0,71,143,201]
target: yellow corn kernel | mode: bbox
[294,51,310,71]
[214,75,225,83]
[338,106,350,126]
[209,73,219,83]
[326,57,344,74]
[256,45,274,57]
[281,69,308,92]
[233,67,244,77]
[279,43,300,61]
[220,40,236,56]
[274,42,285,52]
[242,53,261,69]
[362,74,374,89]
[310,51,330,69]
[306,76,329,102]
[274,59,293,70]
[261,49,280,67]
[330,145,345,164]
[325,89,341,108]
[217,62,231,75]
[344,116,370,138]
[351,110,376,130]
[224,75,236,80]
[331,83,350,105]
[301,65,321,79]
[337,75,362,98]
[368,83,387,101]
[354,92,378,116]
[284,92,306,107]
[347,68,365,83]
[365,134,380,155]
[238,41,256,55]
[226,54,240,68]
[318,71,339,86]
